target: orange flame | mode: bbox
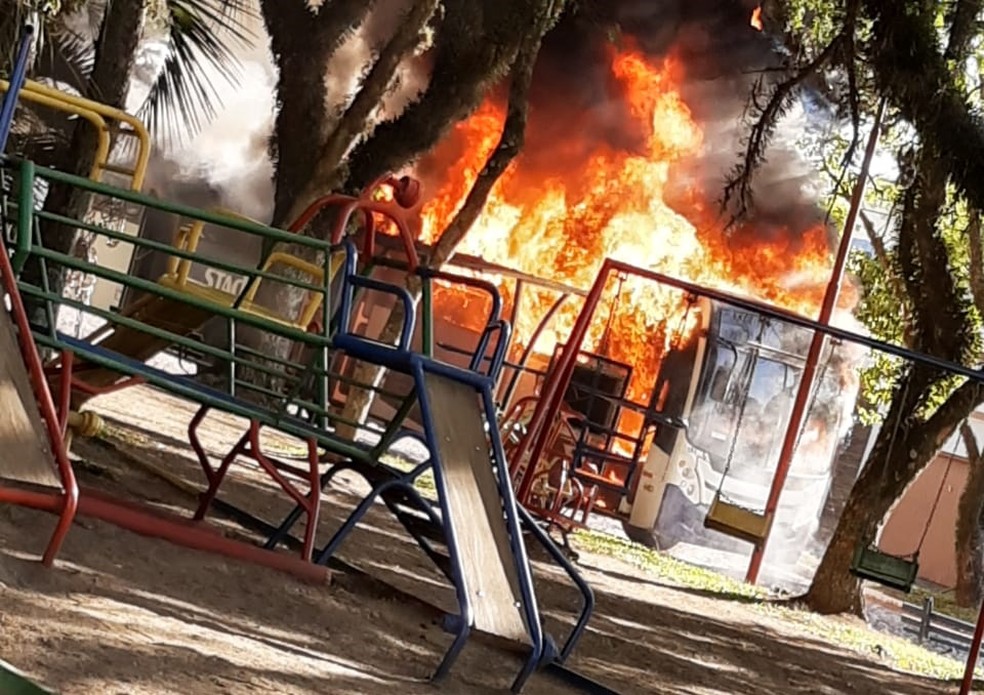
[751,6,764,31]
[413,44,844,445]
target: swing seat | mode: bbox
[849,545,919,592]
[703,494,770,545]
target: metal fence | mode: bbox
[902,597,981,662]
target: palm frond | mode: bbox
[136,0,257,146]
[44,9,100,89]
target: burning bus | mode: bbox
[494,283,859,568]
[621,299,855,559]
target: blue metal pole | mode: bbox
[0,25,35,154]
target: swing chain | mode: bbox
[716,350,756,502]
[913,433,960,557]
[789,347,831,459]
[599,272,627,356]
[863,369,913,555]
[669,292,697,350]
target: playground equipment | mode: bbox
[0,77,151,190]
[0,47,596,690]
[506,259,984,590]
[849,545,919,593]
[0,46,153,313]
[0,155,595,690]
[848,379,955,594]
[495,283,844,567]
[847,380,921,591]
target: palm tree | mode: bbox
[2,0,256,163]
[2,0,256,332]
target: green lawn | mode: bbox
[571,529,981,682]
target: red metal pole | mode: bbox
[511,260,612,503]
[960,598,984,694]
[79,488,331,584]
[745,98,886,584]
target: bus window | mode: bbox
[689,350,800,475]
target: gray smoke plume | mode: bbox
[138,0,430,221]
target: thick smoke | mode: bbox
[140,1,828,249]
[138,0,428,221]
[532,0,830,249]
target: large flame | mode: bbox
[412,44,845,444]
[751,6,764,31]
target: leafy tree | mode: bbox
[733,0,984,614]
[250,0,568,431]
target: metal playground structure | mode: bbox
[0,25,602,695]
[3,23,984,695]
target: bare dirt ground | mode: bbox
[0,386,969,694]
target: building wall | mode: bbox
[878,453,967,588]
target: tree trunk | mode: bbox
[805,371,983,614]
[236,1,430,399]
[333,0,565,440]
[281,0,441,228]
[21,0,143,313]
[956,421,984,607]
[261,0,375,229]
[805,472,874,615]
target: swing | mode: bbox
[849,544,919,592]
[849,381,951,593]
[704,493,771,544]
[850,452,951,593]
[703,347,771,544]
[704,343,831,545]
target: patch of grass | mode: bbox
[765,605,981,681]
[571,529,766,600]
[571,528,981,682]
[378,453,436,496]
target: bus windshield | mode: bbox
[689,345,797,478]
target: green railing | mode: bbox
[0,155,511,465]
[0,157,417,462]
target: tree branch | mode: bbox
[859,211,891,269]
[41,0,144,252]
[344,0,552,193]
[895,149,970,358]
[968,213,984,317]
[283,0,440,227]
[722,35,844,219]
[962,419,981,462]
[945,0,984,63]
[920,378,984,445]
[429,0,564,269]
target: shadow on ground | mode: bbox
[0,403,958,695]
